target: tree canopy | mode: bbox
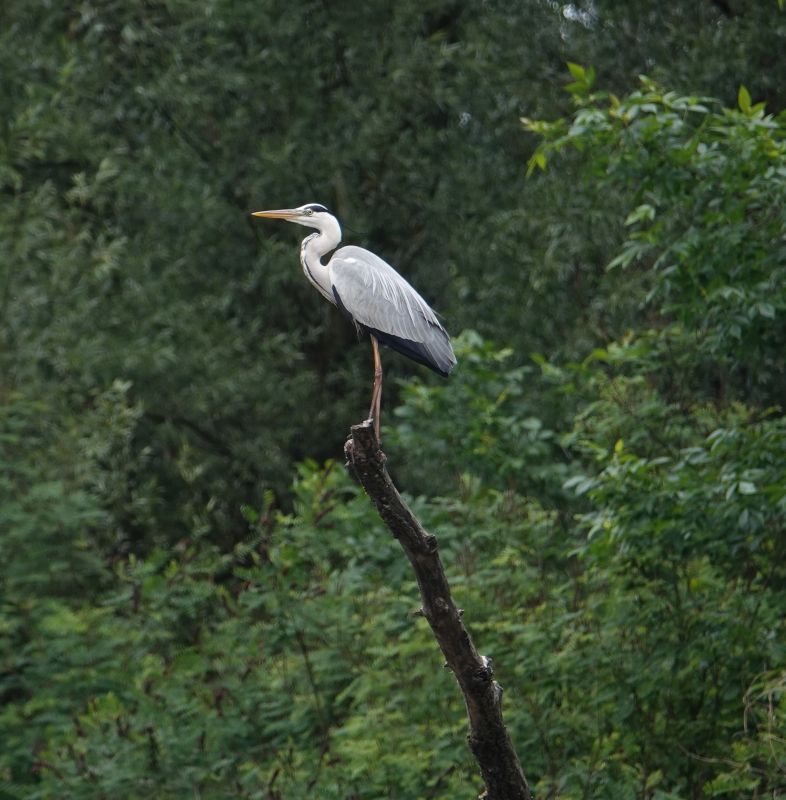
[2,2,785,798]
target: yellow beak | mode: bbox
[251,208,299,219]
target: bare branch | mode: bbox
[344,419,531,800]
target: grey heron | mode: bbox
[252,203,456,440]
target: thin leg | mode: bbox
[368,335,379,418]
[369,335,383,441]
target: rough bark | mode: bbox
[344,419,531,800]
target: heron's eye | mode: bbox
[305,208,313,216]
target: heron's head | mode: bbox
[252,203,334,231]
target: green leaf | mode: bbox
[624,204,656,226]
[526,149,547,176]
[738,85,752,114]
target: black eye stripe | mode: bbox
[303,204,329,214]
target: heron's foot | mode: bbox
[361,416,383,446]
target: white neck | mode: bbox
[300,214,342,303]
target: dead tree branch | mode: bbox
[344,419,531,800]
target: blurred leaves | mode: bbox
[3,3,786,799]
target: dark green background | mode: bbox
[2,2,785,797]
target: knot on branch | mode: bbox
[494,681,504,704]
[471,655,495,686]
[434,597,450,614]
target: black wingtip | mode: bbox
[366,326,455,377]
[332,286,456,376]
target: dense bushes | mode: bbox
[2,2,786,797]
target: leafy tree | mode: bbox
[4,0,784,547]
[520,75,786,796]
[3,2,786,798]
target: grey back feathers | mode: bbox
[329,246,456,377]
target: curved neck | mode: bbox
[300,216,341,303]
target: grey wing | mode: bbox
[328,246,456,376]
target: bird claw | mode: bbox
[363,416,382,445]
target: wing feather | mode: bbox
[328,246,456,376]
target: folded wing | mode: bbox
[329,246,456,377]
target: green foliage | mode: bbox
[390,330,569,502]
[529,78,786,405]
[1,0,573,541]
[3,4,786,799]
[706,669,786,797]
[5,339,785,797]
[516,70,786,797]
[1,462,483,798]
[4,1,785,546]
